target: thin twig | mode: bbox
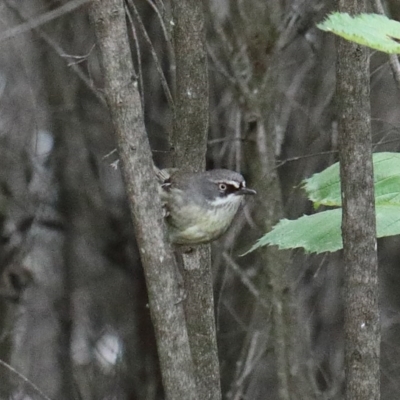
[230,332,269,400]
[207,44,237,86]
[125,5,145,112]
[0,359,53,400]
[4,1,105,105]
[222,252,270,311]
[61,44,95,64]
[145,0,170,45]
[0,0,90,43]
[125,0,174,111]
[208,137,253,145]
[275,137,400,168]
[37,31,105,104]
[144,0,176,94]
[234,108,242,171]
[208,18,254,105]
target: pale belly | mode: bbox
[167,198,243,245]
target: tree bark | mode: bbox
[337,1,380,399]
[170,0,209,171]
[89,1,197,399]
[170,1,221,399]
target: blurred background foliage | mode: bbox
[0,0,400,399]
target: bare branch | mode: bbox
[126,0,174,111]
[0,0,90,43]
[125,5,145,111]
[170,0,209,170]
[88,1,197,398]
[4,0,105,104]
[337,0,380,398]
[169,1,220,399]
[222,252,270,311]
[0,359,53,400]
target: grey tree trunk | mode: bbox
[337,1,380,399]
[89,1,197,399]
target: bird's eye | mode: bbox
[218,183,227,191]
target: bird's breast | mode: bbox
[166,194,243,244]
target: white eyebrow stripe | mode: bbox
[218,180,241,188]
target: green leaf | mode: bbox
[244,205,400,255]
[376,205,400,238]
[303,162,342,207]
[304,152,400,206]
[244,152,400,255]
[317,13,400,54]
[244,209,343,254]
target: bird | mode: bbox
[155,168,256,245]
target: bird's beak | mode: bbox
[237,187,257,196]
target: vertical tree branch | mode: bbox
[88,1,197,399]
[170,1,221,399]
[337,1,380,399]
[244,75,294,400]
[170,0,209,171]
[231,2,308,396]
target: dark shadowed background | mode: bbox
[0,0,400,399]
